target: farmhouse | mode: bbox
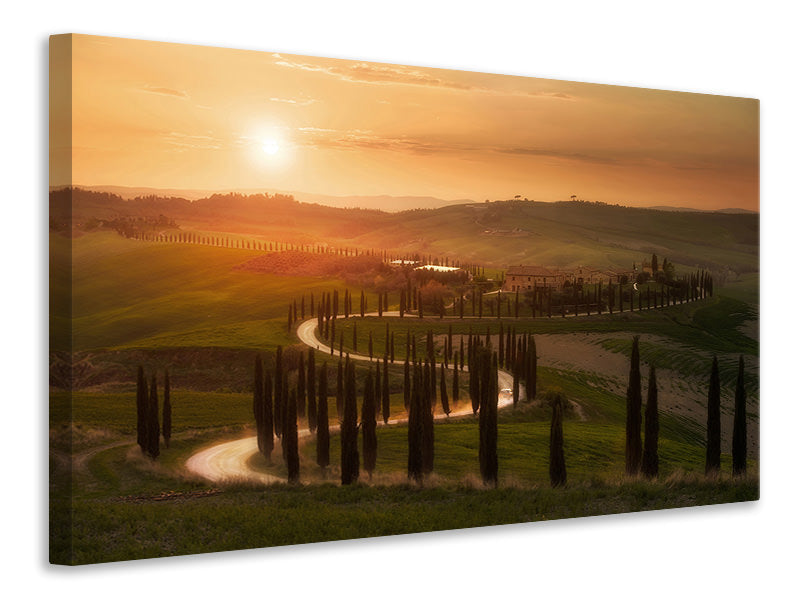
[502,265,559,292]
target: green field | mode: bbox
[49,226,759,565]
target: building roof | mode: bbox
[506,265,556,277]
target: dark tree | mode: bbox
[285,389,300,483]
[403,358,411,411]
[162,369,171,448]
[336,359,344,419]
[705,356,721,475]
[382,355,390,424]
[732,355,748,477]
[422,362,435,475]
[651,253,658,276]
[136,366,147,452]
[641,364,659,478]
[479,350,498,486]
[147,374,160,459]
[341,360,360,484]
[452,362,460,405]
[547,390,566,488]
[301,353,310,417]
[362,371,378,478]
[262,369,274,463]
[625,336,643,475]
[316,365,330,469]
[274,346,284,438]
[407,362,424,483]
[307,348,317,433]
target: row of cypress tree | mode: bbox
[288,268,712,336]
[135,366,171,459]
[624,337,749,479]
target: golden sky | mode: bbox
[52,34,759,210]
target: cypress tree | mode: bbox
[529,335,538,401]
[403,356,411,412]
[307,348,316,432]
[274,346,283,438]
[625,336,643,475]
[285,389,300,483]
[262,369,274,463]
[440,363,450,416]
[136,366,147,452]
[452,362,460,405]
[732,355,748,476]
[407,362,424,483]
[548,390,566,487]
[147,374,160,460]
[705,355,721,475]
[336,359,344,419]
[479,350,498,486]
[254,355,264,452]
[641,364,659,478]
[429,353,437,408]
[297,353,306,418]
[341,360,360,484]
[316,365,330,469]
[362,371,378,479]
[382,355,390,424]
[422,362,435,475]
[162,369,171,448]
[281,377,289,462]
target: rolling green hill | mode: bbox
[53,189,758,276]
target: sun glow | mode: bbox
[262,139,280,156]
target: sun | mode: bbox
[262,139,280,156]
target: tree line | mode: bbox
[249,324,545,486]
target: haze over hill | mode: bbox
[60,184,757,214]
[64,185,475,212]
[51,187,759,278]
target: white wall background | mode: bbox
[4,1,796,598]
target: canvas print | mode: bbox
[49,34,759,565]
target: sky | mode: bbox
[51,34,760,211]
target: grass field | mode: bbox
[49,227,760,565]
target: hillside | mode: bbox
[51,188,759,276]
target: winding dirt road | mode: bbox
[186,314,517,484]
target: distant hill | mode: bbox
[51,189,759,275]
[62,185,473,212]
[647,205,757,215]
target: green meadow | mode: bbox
[49,227,759,565]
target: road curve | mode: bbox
[186,314,518,484]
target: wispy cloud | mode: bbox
[139,84,189,99]
[273,54,573,100]
[497,146,621,166]
[269,96,317,106]
[295,126,733,171]
[161,131,223,151]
